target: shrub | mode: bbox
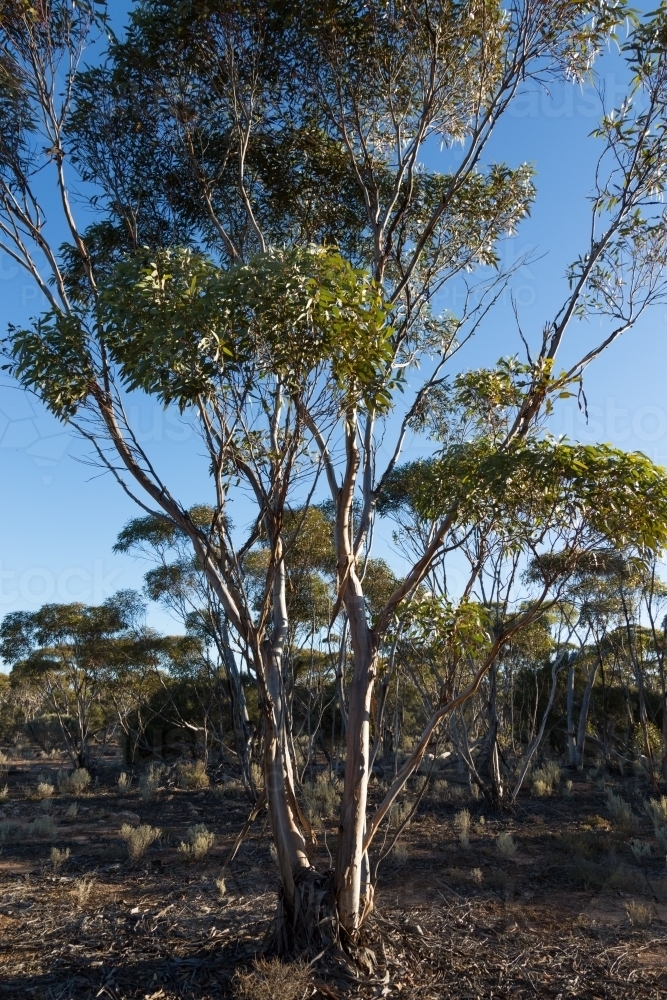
[607,790,637,834]
[0,820,22,842]
[531,761,561,798]
[178,823,215,860]
[644,796,667,849]
[626,901,653,928]
[139,763,165,801]
[391,841,410,862]
[30,815,56,839]
[454,809,471,849]
[72,876,96,908]
[234,957,310,1000]
[34,781,54,801]
[630,840,652,862]
[430,779,449,804]
[50,846,70,871]
[389,797,412,831]
[57,768,91,796]
[212,781,243,798]
[66,803,78,819]
[301,773,341,829]
[176,760,210,790]
[497,831,517,858]
[120,822,161,860]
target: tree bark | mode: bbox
[335,576,376,935]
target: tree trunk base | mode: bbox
[274,867,377,978]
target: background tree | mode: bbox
[0,591,156,768]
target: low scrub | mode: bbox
[630,839,652,862]
[301,773,341,829]
[139,763,165,801]
[120,822,161,860]
[644,796,667,850]
[178,823,215,860]
[212,781,243,798]
[57,768,91,796]
[626,900,653,928]
[531,761,561,798]
[607,790,637,835]
[72,876,96,908]
[50,846,70,871]
[497,831,517,858]
[391,841,410,863]
[176,760,210,790]
[33,781,55,801]
[454,808,471,849]
[30,815,56,839]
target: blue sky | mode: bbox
[1,9,666,638]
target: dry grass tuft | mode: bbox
[531,761,561,798]
[454,808,471,849]
[250,761,264,793]
[392,841,410,862]
[50,846,70,871]
[120,822,161,860]
[430,779,449,804]
[34,781,55,800]
[626,900,653,928]
[471,867,483,885]
[212,780,243,798]
[178,823,215,860]
[72,876,96,908]
[0,784,8,802]
[139,763,165,801]
[176,760,210,790]
[644,796,667,850]
[607,790,637,835]
[215,875,226,896]
[66,802,78,819]
[497,831,517,858]
[117,771,130,792]
[57,768,91,796]
[234,956,310,1000]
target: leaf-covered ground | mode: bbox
[0,748,666,999]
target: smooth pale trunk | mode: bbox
[336,586,375,934]
[567,662,577,766]
[576,663,599,769]
[262,643,310,910]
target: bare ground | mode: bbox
[1,749,666,999]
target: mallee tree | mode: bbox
[4,0,667,955]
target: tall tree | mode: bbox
[4,0,667,952]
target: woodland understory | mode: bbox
[0,736,666,999]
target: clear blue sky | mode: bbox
[1,9,666,638]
